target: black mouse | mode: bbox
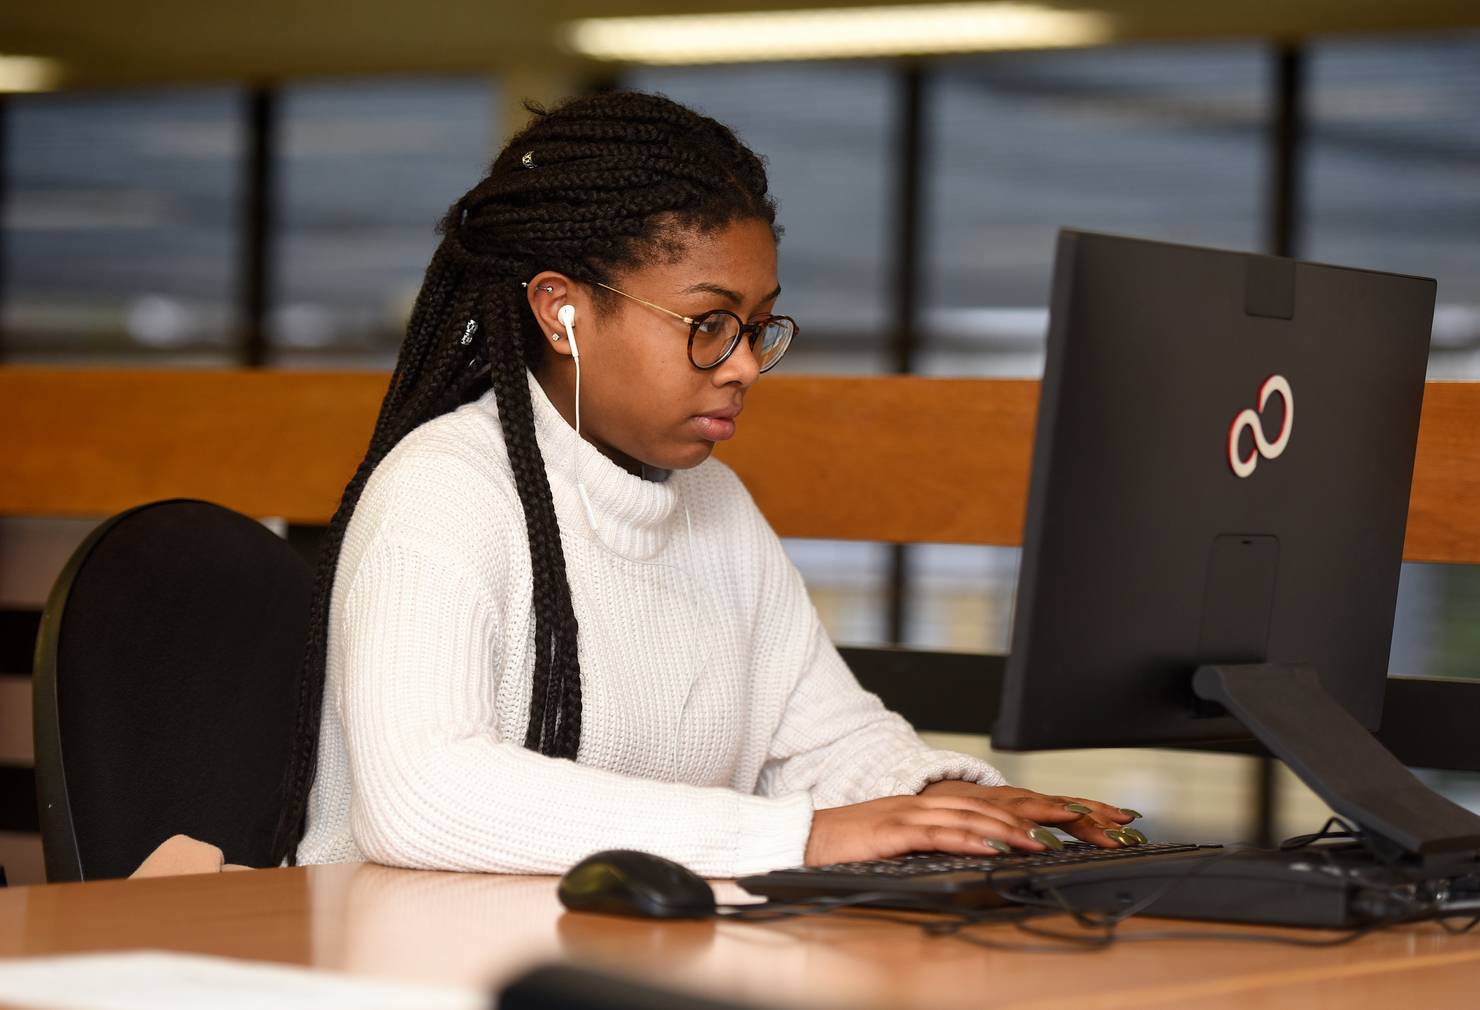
[558,849,717,919]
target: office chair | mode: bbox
[32,499,311,882]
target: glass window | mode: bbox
[783,539,893,645]
[902,544,1019,653]
[1303,32,1480,381]
[922,44,1272,377]
[1303,33,1480,686]
[1391,562,1480,683]
[2,87,244,363]
[907,47,1272,771]
[269,78,496,367]
[626,62,899,373]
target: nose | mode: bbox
[712,333,761,389]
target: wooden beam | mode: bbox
[0,369,385,525]
[1404,381,1480,564]
[3,369,1479,563]
[714,374,1037,545]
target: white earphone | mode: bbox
[555,303,600,532]
[556,303,579,359]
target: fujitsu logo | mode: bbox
[1228,375,1293,478]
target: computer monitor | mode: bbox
[994,229,1480,863]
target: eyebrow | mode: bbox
[681,281,783,305]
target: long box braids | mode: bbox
[271,90,780,866]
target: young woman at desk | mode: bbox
[275,91,1144,875]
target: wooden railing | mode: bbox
[5,369,1480,564]
[3,368,1479,771]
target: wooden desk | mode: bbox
[1,864,1477,1010]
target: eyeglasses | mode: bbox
[595,281,798,373]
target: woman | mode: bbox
[277,90,1142,875]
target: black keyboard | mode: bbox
[740,841,1480,927]
[801,841,1203,876]
[738,840,1219,909]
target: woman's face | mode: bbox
[529,216,781,474]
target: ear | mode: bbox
[525,271,582,360]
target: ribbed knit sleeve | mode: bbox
[335,526,814,877]
[739,493,1008,808]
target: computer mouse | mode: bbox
[558,849,717,920]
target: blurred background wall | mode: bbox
[1,0,1478,883]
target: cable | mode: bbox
[1437,910,1480,934]
[1279,815,1359,851]
[720,818,1480,953]
[1021,920,1378,949]
[997,843,1254,928]
[557,345,713,780]
[716,891,910,922]
[989,820,1476,947]
[720,896,1106,954]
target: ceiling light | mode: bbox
[565,2,1114,65]
[0,55,61,93]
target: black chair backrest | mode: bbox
[32,499,310,881]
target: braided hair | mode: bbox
[271,90,780,865]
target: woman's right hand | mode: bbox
[803,793,1077,866]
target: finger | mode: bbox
[966,790,1145,845]
[881,823,1023,859]
[1060,817,1148,848]
[912,802,1059,849]
[910,796,1080,851]
[897,807,1055,853]
[914,794,1058,834]
[1056,796,1139,824]
[1018,799,1130,841]
[994,795,1104,826]
[1006,787,1130,835]
[958,789,1138,829]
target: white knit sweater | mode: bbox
[296,370,1006,876]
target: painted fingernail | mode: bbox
[1065,803,1093,814]
[985,839,1012,854]
[1029,828,1065,850]
[1123,827,1149,845]
[1120,809,1143,820]
[1104,829,1131,845]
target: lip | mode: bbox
[693,404,742,442]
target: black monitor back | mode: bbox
[995,229,1435,751]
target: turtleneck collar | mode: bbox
[477,370,681,559]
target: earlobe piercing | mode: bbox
[551,332,563,341]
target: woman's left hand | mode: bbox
[917,781,1146,848]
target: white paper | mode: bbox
[0,950,484,1010]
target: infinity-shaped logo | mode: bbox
[1228,375,1293,478]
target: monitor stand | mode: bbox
[1192,663,1480,868]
